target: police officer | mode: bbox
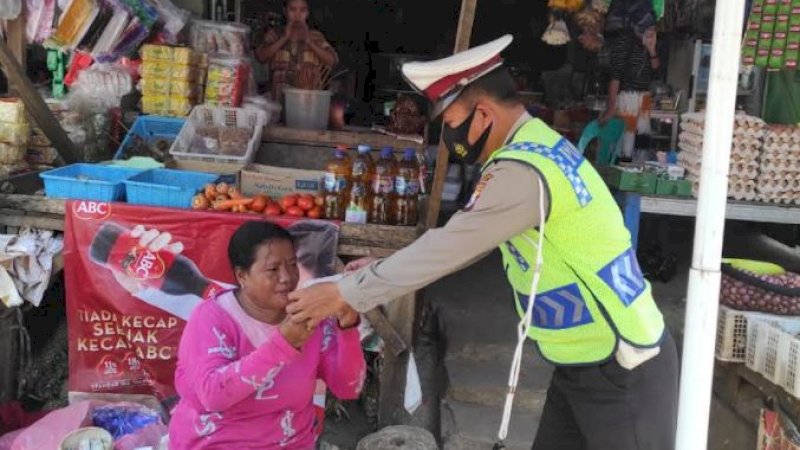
[287,35,678,450]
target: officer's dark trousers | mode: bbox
[531,332,679,450]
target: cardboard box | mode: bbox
[240,164,325,198]
[167,159,242,185]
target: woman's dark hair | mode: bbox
[228,221,294,271]
[283,0,308,8]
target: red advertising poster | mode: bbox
[63,200,339,402]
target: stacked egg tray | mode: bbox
[678,113,766,200]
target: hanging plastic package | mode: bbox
[91,9,130,62]
[26,0,56,43]
[0,0,22,20]
[77,2,113,51]
[45,0,101,50]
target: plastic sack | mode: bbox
[11,401,100,450]
[0,0,22,20]
[67,64,133,113]
[91,403,161,440]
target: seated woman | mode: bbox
[168,221,364,450]
[256,0,338,101]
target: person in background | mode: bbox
[599,0,661,160]
[168,221,364,450]
[256,0,338,102]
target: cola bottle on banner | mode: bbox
[90,222,224,299]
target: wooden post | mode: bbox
[5,12,26,78]
[0,39,79,164]
[425,0,478,228]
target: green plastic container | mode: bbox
[656,178,693,197]
[600,166,658,194]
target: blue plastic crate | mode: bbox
[114,115,186,160]
[40,164,144,201]
[124,168,219,209]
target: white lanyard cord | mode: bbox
[498,177,546,443]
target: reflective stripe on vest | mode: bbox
[505,139,593,207]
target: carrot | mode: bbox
[228,187,243,200]
[213,198,254,211]
[216,182,230,195]
[192,194,209,210]
[215,194,229,202]
[204,184,217,201]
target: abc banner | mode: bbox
[64,200,339,401]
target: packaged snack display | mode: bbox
[205,57,251,107]
[138,44,202,116]
[190,20,250,57]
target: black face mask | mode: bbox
[442,108,493,165]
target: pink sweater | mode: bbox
[168,292,365,450]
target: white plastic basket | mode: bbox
[169,105,268,165]
[716,305,750,362]
[746,316,800,398]
[715,305,782,362]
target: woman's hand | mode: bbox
[279,315,314,349]
[336,305,360,329]
[344,257,378,273]
[289,21,309,42]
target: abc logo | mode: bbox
[72,201,111,220]
[128,248,166,280]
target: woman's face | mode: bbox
[285,0,309,23]
[236,239,299,311]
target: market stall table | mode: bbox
[618,193,800,248]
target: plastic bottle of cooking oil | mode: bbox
[392,148,419,226]
[345,145,374,223]
[322,145,351,220]
[369,147,397,224]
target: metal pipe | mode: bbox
[675,1,746,449]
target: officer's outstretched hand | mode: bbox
[286,282,347,329]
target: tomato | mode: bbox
[216,182,230,195]
[286,206,305,217]
[192,194,209,210]
[307,206,322,219]
[250,195,268,213]
[280,194,299,210]
[264,204,282,216]
[297,194,315,211]
[314,194,324,207]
